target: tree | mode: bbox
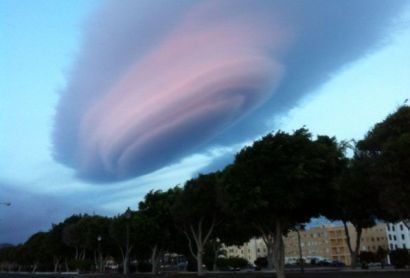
[45,223,68,272]
[221,129,346,278]
[62,215,89,262]
[138,188,180,274]
[23,232,49,272]
[109,208,139,274]
[323,153,378,268]
[357,105,410,227]
[203,239,226,271]
[80,216,112,272]
[172,173,226,276]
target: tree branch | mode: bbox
[190,225,200,248]
[203,217,216,247]
[184,231,198,260]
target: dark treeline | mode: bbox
[1,106,409,277]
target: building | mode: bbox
[223,223,389,266]
[325,223,388,265]
[284,225,331,264]
[225,238,267,264]
[386,221,410,250]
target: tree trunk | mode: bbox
[32,262,38,273]
[53,256,60,272]
[273,222,285,278]
[93,250,97,270]
[343,221,362,269]
[151,245,159,274]
[266,239,275,270]
[352,226,362,269]
[64,258,70,272]
[212,242,218,271]
[184,218,217,276]
[197,247,204,276]
[123,255,129,275]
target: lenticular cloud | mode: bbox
[53,0,406,182]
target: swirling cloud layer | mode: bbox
[53,0,407,182]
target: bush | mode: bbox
[69,259,93,272]
[254,257,268,268]
[217,257,249,269]
[137,261,152,272]
[390,249,410,269]
[186,258,197,271]
[360,251,378,263]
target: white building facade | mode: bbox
[386,221,410,250]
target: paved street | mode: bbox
[1,270,410,278]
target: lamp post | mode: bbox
[124,207,132,275]
[295,224,304,273]
[97,235,102,273]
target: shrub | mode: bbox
[217,257,249,269]
[254,257,268,268]
[137,261,152,272]
[390,249,410,269]
[360,251,378,263]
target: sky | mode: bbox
[1,0,410,244]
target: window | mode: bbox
[403,244,407,249]
[402,234,405,240]
[390,243,394,250]
[392,226,395,231]
[387,225,390,231]
[389,235,392,240]
[394,235,397,240]
[400,224,404,231]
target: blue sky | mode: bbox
[1,0,409,243]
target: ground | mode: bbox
[1,270,410,278]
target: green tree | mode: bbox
[172,173,226,276]
[222,129,346,278]
[62,215,89,262]
[138,188,180,274]
[357,105,410,227]
[24,232,49,272]
[109,208,140,274]
[45,223,68,272]
[324,154,378,268]
[203,239,226,271]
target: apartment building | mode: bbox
[224,223,389,266]
[386,221,410,250]
[325,223,388,265]
[284,225,331,263]
[225,238,267,264]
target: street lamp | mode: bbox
[97,235,102,273]
[295,224,304,273]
